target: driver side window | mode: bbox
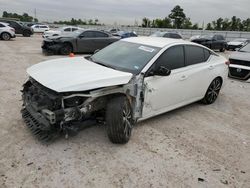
[155,45,185,70]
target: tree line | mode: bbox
[2,11,38,22]
[142,5,250,31]
[54,18,100,25]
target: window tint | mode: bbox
[185,45,206,66]
[64,28,71,32]
[81,31,95,38]
[170,33,182,39]
[155,45,185,70]
[72,28,78,31]
[40,26,48,28]
[0,23,5,27]
[204,49,211,61]
[163,33,170,38]
[35,25,39,28]
[94,31,108,38]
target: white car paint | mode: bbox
[0,22,15,39]
[43,26,82,38]
[31,24,50,33]
[27,37,228,121]
[27,57,133,92]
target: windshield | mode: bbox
[239,43,250,53]
[151,32,164,37]
[89,41,161,74]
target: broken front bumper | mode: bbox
[41,41,62,54]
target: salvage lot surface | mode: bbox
[0,35,250,188]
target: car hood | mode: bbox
[228,41,244,46]
[27,57,133,92]
[229,51,250,62]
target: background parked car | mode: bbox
[107,28,120,34]
[43,26,81,38]
[112,31,137,38]
[31,24,50,33]
[150,31,183,39]
[228,43,250,81]
[226,38,250,51]
[0,19,33,37]
[42,29,120,55]
[0,22,15,40]
[190,34,227,52]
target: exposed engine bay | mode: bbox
[21,77,141,142]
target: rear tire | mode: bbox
[106,96,134,144]
[60,44,72,55]
[201,78,222,105]
[1,32,11,40]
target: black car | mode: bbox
[191,34,227,52]
[42,30,120,55]
[150,31,183,39]
[0,19,33,37]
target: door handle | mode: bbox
[208,65,214,70]
[179,75,188,81]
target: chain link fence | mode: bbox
[50,24,250,41]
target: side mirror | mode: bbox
[154,66,171,76]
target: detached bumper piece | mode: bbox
[21,107,59,142]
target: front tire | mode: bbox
[60,44,72,55]
[106,96,134,144]
[1,32,11,40]
[201,78,222,104]
[23,30,31,37]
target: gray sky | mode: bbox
[0,0,249,25]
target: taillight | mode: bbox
[225,61,230,65]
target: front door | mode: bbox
[142,45,187,118]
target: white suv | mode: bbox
[21,37,228,143]
[0,22,15,40]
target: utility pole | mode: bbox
[34,8,37,22]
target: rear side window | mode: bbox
[72,28,78,31]
[81,31,95,38]
[0,23,5,27]
[185,45,207,66]
[170,33,182,39]
[94,31,108,38]
[204,49,211,61]
[163,33,170,38]
[155,45,185,70]
[64,28,71,32]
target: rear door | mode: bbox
[93,31,112,50]
[76,31,96,53]
[182,45,214,101]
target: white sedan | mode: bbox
[21,37,228,143]
[31,24,50,33]
[42,26,81,38]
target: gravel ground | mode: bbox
[0,35,250,188]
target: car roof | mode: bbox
[122,37,194,48]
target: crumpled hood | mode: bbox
[27,57,133,92]
[229,51,250,62]
[227,41,244,46]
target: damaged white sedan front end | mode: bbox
[21,37,228,144]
